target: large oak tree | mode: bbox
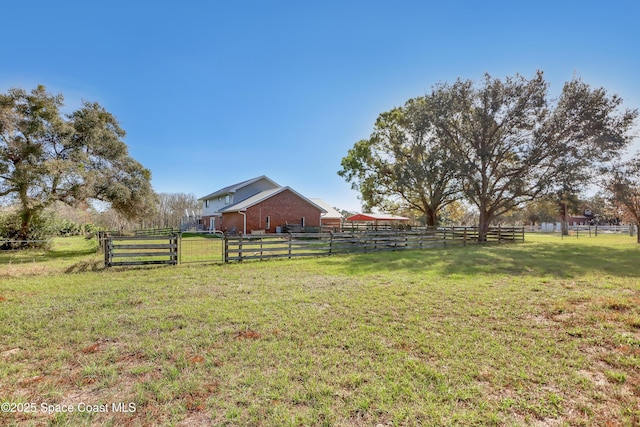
[432,72,636,240]
[0,85,156,241]
[341,71,637,240]
[339,97,460,226]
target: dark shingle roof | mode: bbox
[198,175,279,201]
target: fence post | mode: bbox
[238,234,244,262]
[288,232,292,259]
[329,231,334,255]
[463,228,467,246]
[223,234,229,263]
[104,234,111,267]
[171,233,178,265]
[174,233,179,265]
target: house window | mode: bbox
[265,216,271,230]
[204,200,209,208]
[225,195,231,205]
[301,217,305,227]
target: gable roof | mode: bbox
[198,175,280,201]
[310,198,343,219]
[219,187,327,213]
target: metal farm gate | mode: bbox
[178,232,225,264]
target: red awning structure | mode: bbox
[346,213,410,222]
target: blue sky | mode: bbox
[2,0,639,211]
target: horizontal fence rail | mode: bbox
[104,234,178,267]
[223,227,524,263]
[134,227,179,237]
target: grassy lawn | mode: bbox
[1,234,639,425]
[0,236,103,278]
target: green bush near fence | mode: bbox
[0,210,98,250]
[0,211,55,249]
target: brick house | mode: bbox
[199,176,328,234]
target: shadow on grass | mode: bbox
[317,240,640,279]
[0,237,99,267]
[64,259,105,273]
[47,247,99,259]
[0,247,98,265]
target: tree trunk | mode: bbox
[19,209,33,242]
[478,210,490,242]
[561,204,569,236]
[425,208,438,227]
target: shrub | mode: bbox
[1,208,98,249]
[0,211,56,249]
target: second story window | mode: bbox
[225,195,231,205]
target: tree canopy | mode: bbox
[0,85,156,240]
[340,71,637,240]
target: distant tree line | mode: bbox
[95,192,200,231]
[0,192,200,246]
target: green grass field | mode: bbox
[1,234,639,426]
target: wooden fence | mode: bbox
[134,227,179,237]
[104,234,179,267]
[99,227,523,266]
[224,227,524,263]
[526,224,637,236]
